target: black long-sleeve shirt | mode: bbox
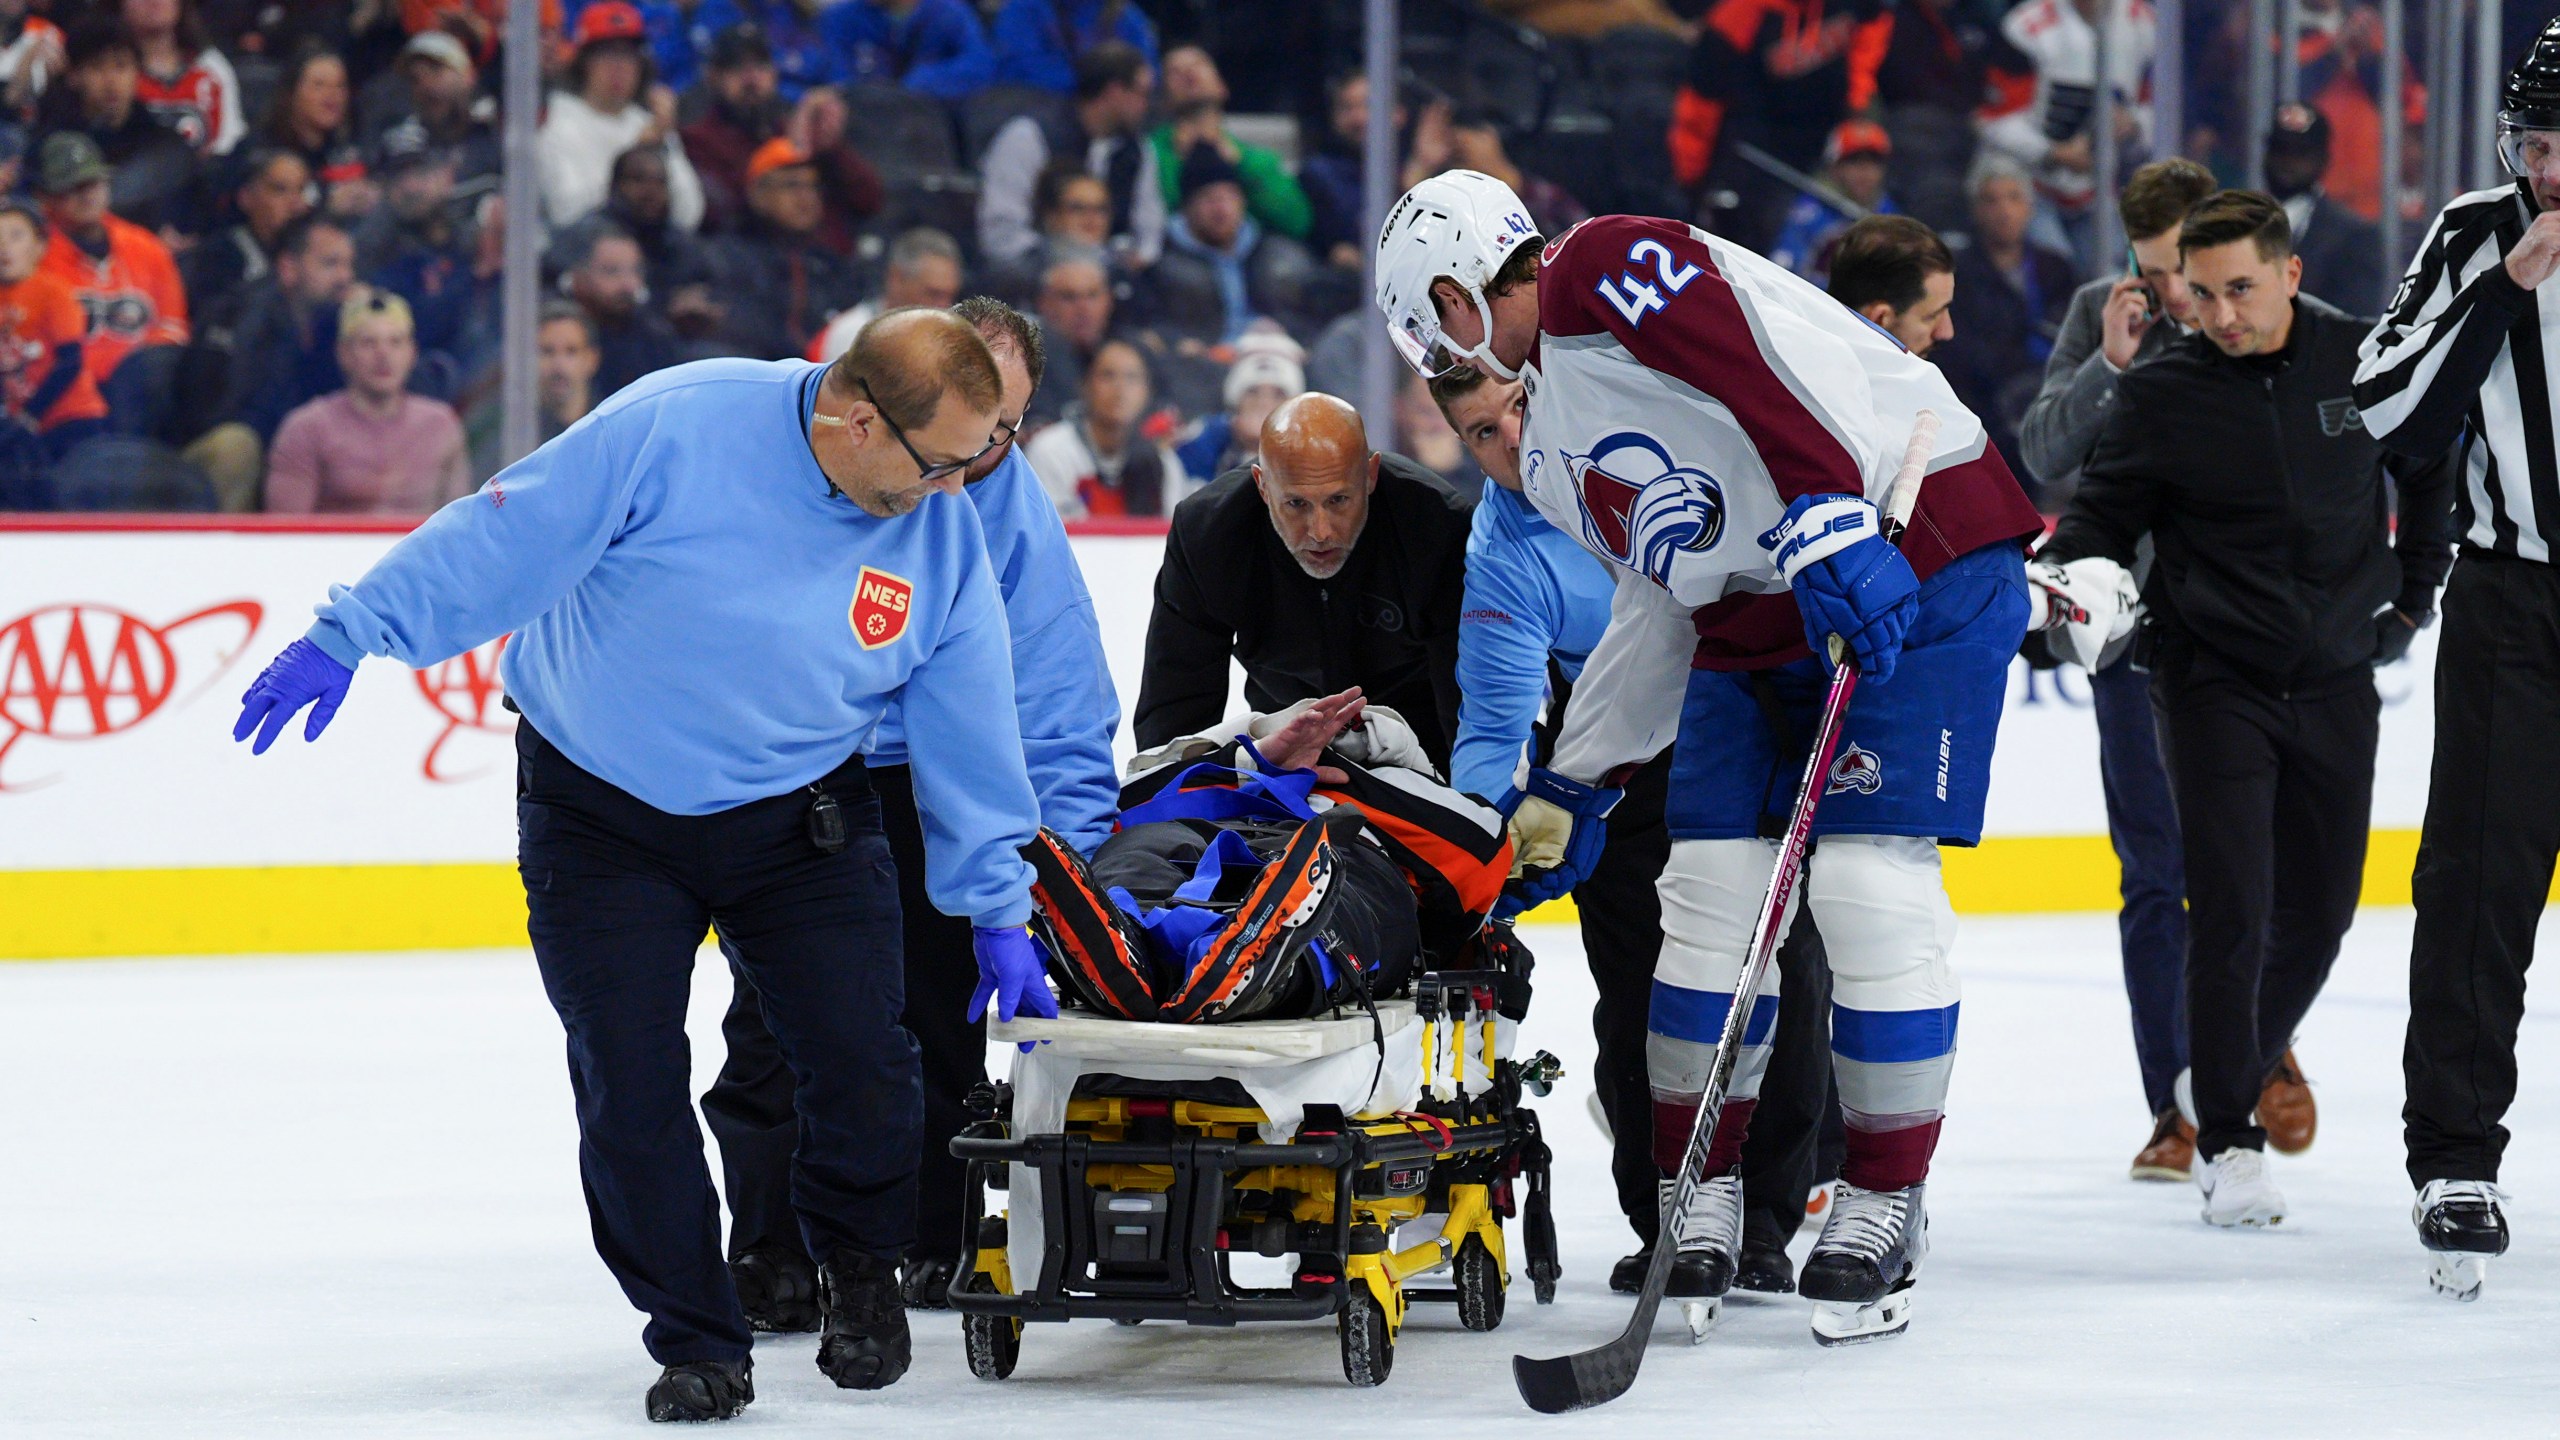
[1134,454,1474,770]
[2045,295,2457,690]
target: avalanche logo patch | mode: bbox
[849,567,914,650]
[1827,742,1883,796]
[1564,430,1726,585]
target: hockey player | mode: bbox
[1374,173,2042,1343]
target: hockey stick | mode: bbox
[1511,410,1939,1415]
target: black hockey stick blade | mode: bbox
[1511,1329,1645,1414]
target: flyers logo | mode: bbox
[849,567,914,650]
[0,600,262,791]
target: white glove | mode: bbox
[1329,704,1430,775]
[1507,796,1572,876]
[2026,555,2142,670]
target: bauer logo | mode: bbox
[0,599,263,791]
[412,634,514,783]
[849,567,914,650]
[1827,742,1883,796]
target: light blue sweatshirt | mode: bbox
[1450,480,1619,806]
[305,358,1040,928]
[866,444,1119,856]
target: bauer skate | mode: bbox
[1800,1182,1926,1346]
[1658,1172,1744,1340]
[2415,1180,2508,1302]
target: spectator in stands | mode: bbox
[2262,101,2382,318]
[561,223,678,399]
[39,16,203,237]
[706,138,860,359]
[1150,45,1310,242]
[1768,119,1899,283]
[1027,248,1113,426]
[1301,70,1388,266]
[1035,163,1113,254]
[606,0,725,96]
[1669,0,1893,253]
[549,145,717,331]
[0,2,63,125]
[1175,339,1301,480]
[0,197,106,459]
[1023,334,1187,520]
[1141,142,1322,348]
[991,0,1157,94]
[979,41,1161,270]
[356,127,488,388]
[807,225,962,361]
[36,133,186,403]
[258,42,371,218]
[681,24,883,247]
[1826,212,1956,359]
[0,125,24,198]
[177,212,354,507]
[539,2,703,232]
[1978,0,2154,276]
[264,288,471,514]
[824,0,995,101]
[180,146,309,329]
[124,0,241,156]
[1447,106,1586,241]
[1942,152,2075,492]
[534,299,601,440]
[1395,368,1481,500]
[367,29,499,190]
[1872,0,1994,235]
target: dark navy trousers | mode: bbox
[2090,652,2190,1118]
[515,723,917,1366]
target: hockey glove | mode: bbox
[2374,607,2424,666]
[969,925,1058,1049]
[1760,493,1920,682]
[232,638,356,754]
[2025,554,2143,670]
[1495,769,1621,919]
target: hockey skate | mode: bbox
[1656,1172,1744,1339]
[2415,1180,2509,1302]
[2196,1146,2286,1228]
[1023,827,1159,1019]
[1800,1183,1925,1346]
[1157,809,1363,1023]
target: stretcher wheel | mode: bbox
[1454,1236,1505,1332]
[960,1275,1020,1381]
[1339,1285,1394,1387]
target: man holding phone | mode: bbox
[2016,158,2232,1185]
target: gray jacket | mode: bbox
[2018,276,2186,501]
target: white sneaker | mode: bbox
[2196,1146,2286,1228]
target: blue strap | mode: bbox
[1118,760,1322,828]
[1112,828,1272,975]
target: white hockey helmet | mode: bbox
[1373,168,1541,381]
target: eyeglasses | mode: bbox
[859,378,997,484]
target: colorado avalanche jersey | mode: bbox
[1518,214,2041,779]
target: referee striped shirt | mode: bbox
[2355,181,2560,560]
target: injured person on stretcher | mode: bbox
[1023,687,1515,1025]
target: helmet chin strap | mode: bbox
[1447,285,1520,382]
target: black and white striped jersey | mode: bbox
[2355,181,2560,561]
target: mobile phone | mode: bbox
[2124,243,2156,322]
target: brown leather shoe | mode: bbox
[2259,1049,2316,1155]
[2130,1108,2195,1182]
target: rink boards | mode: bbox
[0,521,2452,958]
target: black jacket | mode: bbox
[2045,295,2456,690]
[1134,454,1475,768]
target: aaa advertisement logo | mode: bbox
[412,635,513,782]
[0,600,263,790]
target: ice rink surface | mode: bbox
[8,910,2558,1439]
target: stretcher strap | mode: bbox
[1117,761,1322,829]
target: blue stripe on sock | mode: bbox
[1830,1002,1961,1064]
[1650,980,1779,1046]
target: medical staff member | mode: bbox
[1431,362,1831,1301]
[229,309,1056,1424]
[704,298,1120,1322]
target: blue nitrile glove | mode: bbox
[970,925,1059,1049]
[1759,492,1920,682]
[232,638,356,755]
[1495,768,1621,919]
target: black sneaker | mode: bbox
[1732,1243,1795,1294]
[901,1253,958,1310]
[730,1246,819,1333]
[1023,828,1158,1018]
[645,1359,752,1423]
[816,1250,912,1390]
[1607,1243,1718,1297]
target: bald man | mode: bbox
[1134,391,1475,769]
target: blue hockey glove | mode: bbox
[232,638,356,755]
[970,925,1059,1047]
[1495,769,1621,918]
[1760,493,1920,682]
